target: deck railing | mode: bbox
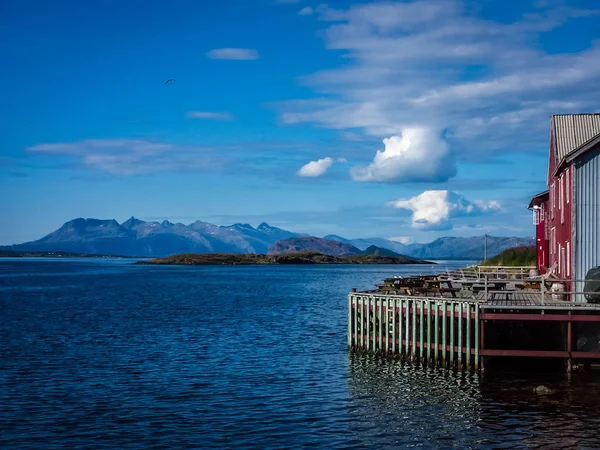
[475,275,600,305]
[477,266,537,280]
[348,294,481,371]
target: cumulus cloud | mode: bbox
[277,1,600,158]
[28,139,225,176]
[299,7,314,16]
[206,48,259,60]
[350,128,456,183]
[187,111,234,121]
[389,190,501,230]
[297,157,335,177]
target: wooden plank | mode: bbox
[466,303,471,371]
[474,304,479,371]
[385,297,389,354]
[348,295,353,350]
[426,300,431,364]
[359,296,364,351]
[372,296,376,352]
[378,297,383,353]
[434,301,439,366]
[392,297,396,355]
[458,302,463,370]
[366,296,371,352]
[450,302,455,368]
[412,299,417,360]
[419,300,425,362]
[406,298,411,359]
[442,301,447,366]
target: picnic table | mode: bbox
[415,279,460,298]
[459,279,510,298]
[376,277,460,297]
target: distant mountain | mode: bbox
[402,236,535,260]
[360,245,403,257]
[2,216,535,260]
[325,236,409,254]
[2,217,301,257]
[268,236,362,256]
[323,234,353,244]
[325,235,535,260]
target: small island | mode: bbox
[135,251,435,266]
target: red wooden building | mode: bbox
[529,114,600,295]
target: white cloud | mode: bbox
[389,190,501,230]
[297,157,335,177]
[277,1,600,159]
[389,236,412,244]
[206,48,259,60]
[350,128,456,183]
[187,111,234,121]
[299,7,314,16]
[28,139,225,176]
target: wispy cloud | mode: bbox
[298,7,314,16]
[297,156,347,177]
[389,236,412,244]
[277,0,600,163]
[389,190,501,230]
[206,48,260,60]
[187,111,234,121]
[28,139,227,176]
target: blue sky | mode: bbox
[2,0,599,245]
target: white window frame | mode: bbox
[558,244,563,276]
[566,168,570,204]
[560,175,565,224]
[551,182,555,219]
[551,227,556,255]
[566,241,571,277]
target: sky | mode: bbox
[1,0,600,245]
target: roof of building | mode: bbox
[528,190,549,209]
[552,114,600,161]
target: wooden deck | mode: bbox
[350,267,600,371]
[477,292,600,309]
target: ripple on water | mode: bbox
[2,259,600,449]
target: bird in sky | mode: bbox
[165,78,176,84]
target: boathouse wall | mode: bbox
[575,144,600,300]
[547,124,573,281]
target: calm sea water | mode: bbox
[2,258,600,449]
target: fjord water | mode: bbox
[2,259,600,449]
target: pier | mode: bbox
[348,266,600,372]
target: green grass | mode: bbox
[136,251,434,265]
[481,246,536,266]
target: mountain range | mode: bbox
[1,217,535,260]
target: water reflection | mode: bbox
[347,356,600,449]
